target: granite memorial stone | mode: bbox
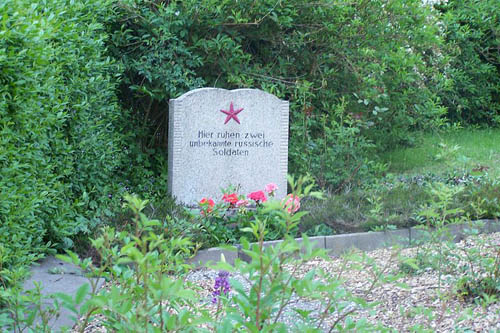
[168,88,289,205]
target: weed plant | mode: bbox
[299,172,499,235]
[2,182,498,331]
[398,183,500,305]
[1,177,397,332]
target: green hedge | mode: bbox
[0,0,126,271]
[2,0,498,274]
[107,0,450,189]
[437,0,500,125]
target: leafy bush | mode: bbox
[455,238,500,302]
[2,190,392,332]
[436,0,500,125]
[458,178,500,220]
[106,0,450,189]
[398,185,500,305]
[0,0,128,272]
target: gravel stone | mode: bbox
[72,232,500,332]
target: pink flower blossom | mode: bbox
[199,197,215,215]
[248,190,267,203]
[235,199,249,208]
[222,193,238,205]
[264,183,278,196]
[282,194,300,214]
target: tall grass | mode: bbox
[379,128,500,179]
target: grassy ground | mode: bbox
[379,127,500,179]
[300,127,500,235]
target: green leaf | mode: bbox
[74,283,89,305]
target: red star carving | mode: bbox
[220,102,243,124]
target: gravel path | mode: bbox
[73,232,500,332]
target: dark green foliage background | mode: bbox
[0,0,499,273]
[437,0,500,125]
[108,0,451,189]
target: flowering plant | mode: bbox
[212,270,231,304]
[247,190,267,203]
[48,183,379,333]
[199,197,215,215]
[264,183,278,196]
[282,194,300,214]
[235,199,249,208]
[192,179,322,245]
[222,193,238,205]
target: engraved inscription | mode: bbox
[189,130,274,157]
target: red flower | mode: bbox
[248,190,267,203]
[199,197,215,215]
[222,193,238,205]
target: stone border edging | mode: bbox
[188,219,500,266]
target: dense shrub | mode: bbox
[459,178,500,219]
[107,0,449,190]
[0,0,128,271]
[436,0,500,125]
[2,0,497,275]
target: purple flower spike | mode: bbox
[212,271,231,304]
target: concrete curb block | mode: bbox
[485,219,500,233]
[190,219,499,266]
[188,247,238,266]
[325,229,410,256]
[22,257,105,331]
[296,236,326,253]
[409,219,498,245]
[409,224,467,244]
